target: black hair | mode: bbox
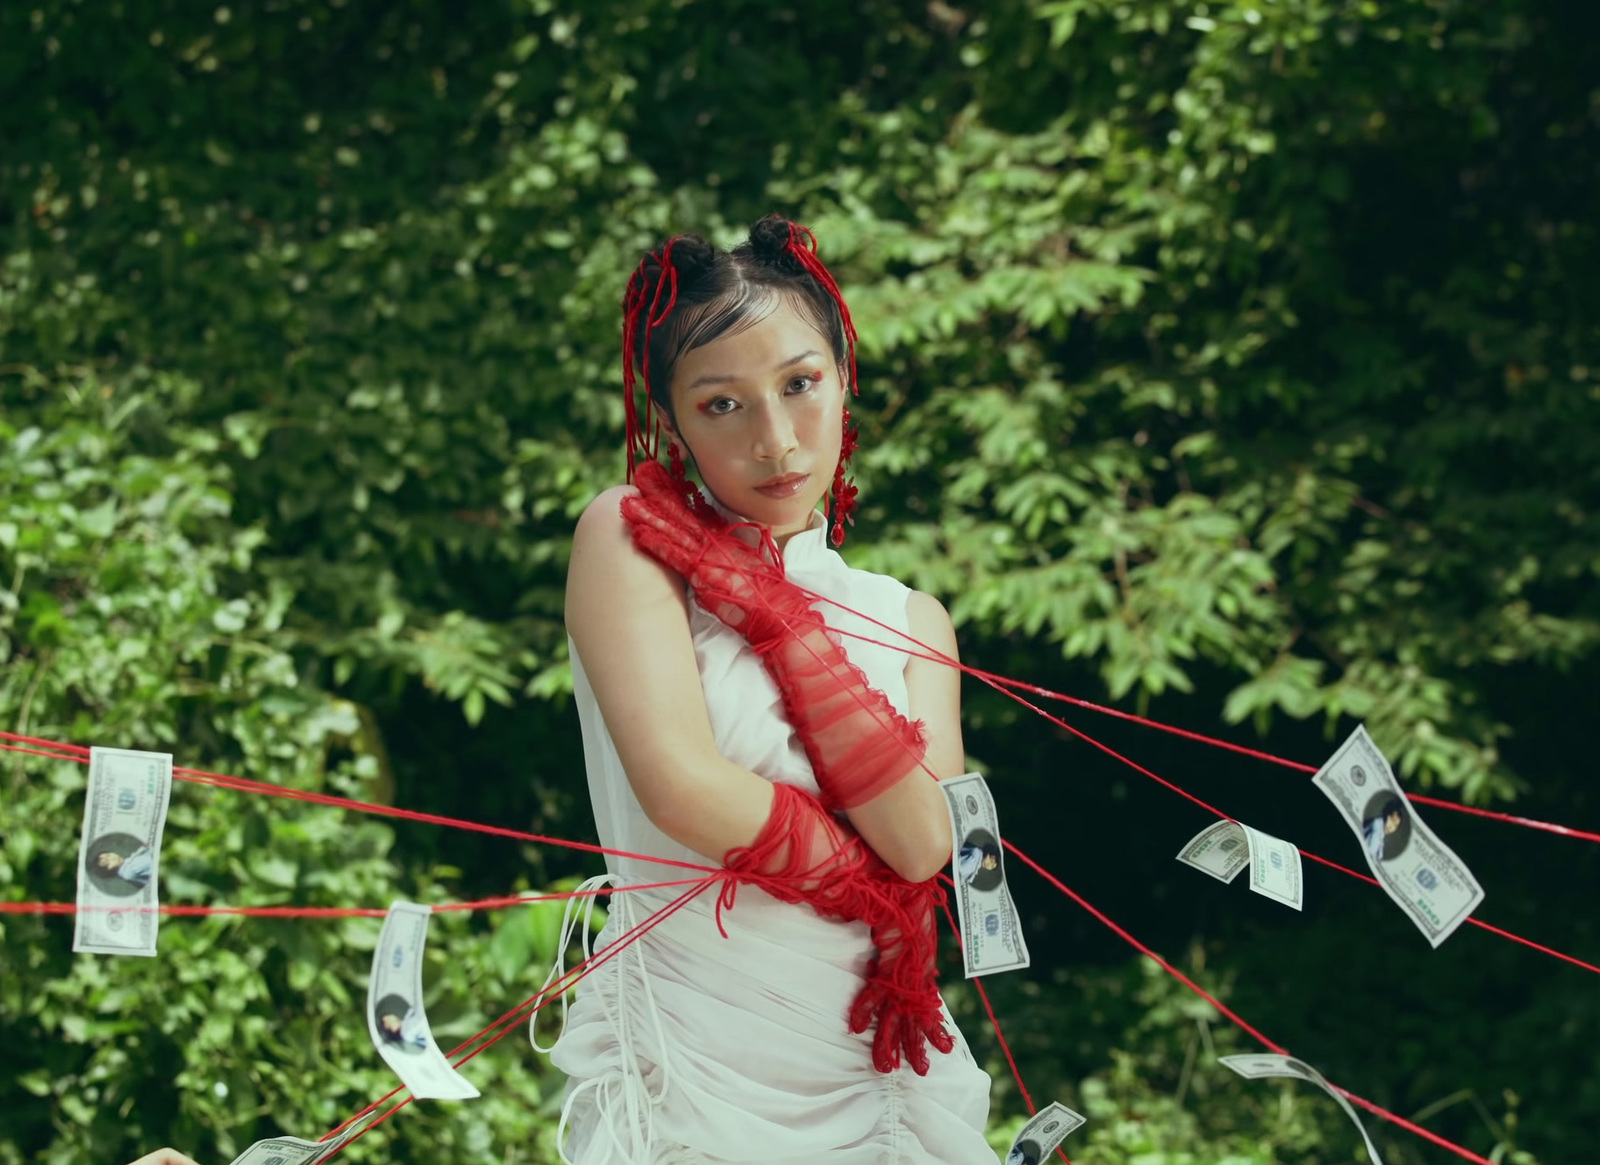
[372,993,412,1044]
[627,214,849,425]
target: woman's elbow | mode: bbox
[885,816,955,885]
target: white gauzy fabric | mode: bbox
[538,506,994,1164]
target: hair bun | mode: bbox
[664,233,718,284]
[747,214,804,271]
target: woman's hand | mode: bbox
[622,460,819,639]
[127,1150,204,1165]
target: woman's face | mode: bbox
[661,298,845,544]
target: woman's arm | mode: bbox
[839,590,962,884]
[566,486,778,861]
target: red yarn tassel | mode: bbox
[621,236,686,482]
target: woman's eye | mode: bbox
[788,372,822,393]
[705,397,737,415]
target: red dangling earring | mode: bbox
[667,440,690,492]
[829,407,860,547]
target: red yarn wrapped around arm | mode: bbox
[723,782,955,1075]
[621,462,929,811]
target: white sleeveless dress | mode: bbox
[538,505,994,1164]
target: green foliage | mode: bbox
[3,0,1594,1161]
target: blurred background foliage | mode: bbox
[2,0,1596,1161]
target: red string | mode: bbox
[8,701,1596,981]
[781,594,1600,846]
[948,672,1600,845]
[0,732,718,875]
[0,878,708,919]
[621,236,686,481]
[965,683,1600,975]
[694,599,1600,975]
[936,892,1072,1165]
[319,875,715,1141]
[317,876,718,1155]
[1003,839,1496,1165]
[784,222,859,395]
[0,732,1534,1160]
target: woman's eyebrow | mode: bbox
[686,349,823,390]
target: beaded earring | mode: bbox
[830,408,859,547]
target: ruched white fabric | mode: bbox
[538,504,993,1164]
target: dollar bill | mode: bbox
[1243,824,1303,911]
[1220,1053,1383,1165]
[1004,1101,1086,1165]
[1175,819,1250,884]
[1176,819,1303,910]
[941,772,1029,977]
[1311,725,1484,947]
[224,1113,376,1165]
[367,901,480,1100]
[73,747,174,957]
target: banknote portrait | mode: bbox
[84,831,155,896]
[373,992,429,1053]
[957,827,1003,892]
[1360,794,1411,863]
[1005,1139,1042,1165]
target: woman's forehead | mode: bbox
[674,299,832,382]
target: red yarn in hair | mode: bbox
[622,222,863,538]
[783,222,862,545]
[621,236,683,482]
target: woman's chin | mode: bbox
[728,488,823,531]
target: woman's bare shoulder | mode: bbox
[564,483,725,831]
[572,483,640,547]
[567,482,687,624]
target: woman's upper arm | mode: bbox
[903,589,966,780]
[565,486,773,855]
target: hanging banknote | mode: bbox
[73,747,174,957]
[1175,818,1304,910]
[941,772,1029,977]
[1003,1101,1086,1165]
[1220,1053,1384,1165]
[1312,725,1483,947]
[223,1113,376,1165]
[367,901,480,1100]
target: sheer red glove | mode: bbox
[622,461,928,810]
[723,782,955,1075]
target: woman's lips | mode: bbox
[754,473,810,499]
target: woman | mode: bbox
[544,216,993,1163]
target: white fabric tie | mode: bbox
[531,874,676,1164]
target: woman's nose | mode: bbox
[751,402,798,461]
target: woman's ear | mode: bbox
[655,406,682,448]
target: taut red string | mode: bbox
[317,876,719,1155]
[0,732,718,875]
[937,891,1071,1165]
[1003,840,1497,1165]
[7,713,1594,980]
[699,592,1600,976]
[0,878,708,919]
[784,593,1600,846]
